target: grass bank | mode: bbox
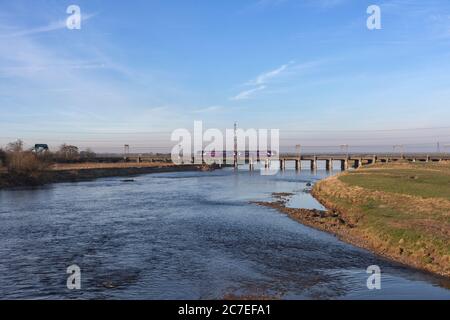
[255,162,450,278]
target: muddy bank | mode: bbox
[253,187,450,279]
[252,193,357,243]
[0,164,218,189]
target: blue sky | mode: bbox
[1,0,450,152]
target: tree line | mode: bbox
[0,140,96,175]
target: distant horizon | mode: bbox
[3,123,449,154]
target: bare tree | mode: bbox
[58,144,80,161]
[6,139,24,153]
[80,148,96,160]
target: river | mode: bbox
[0,165,449,299]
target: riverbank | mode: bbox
[0,162,217,189]
[254,162,450,278]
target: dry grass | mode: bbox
[50,162,175,171]
[0,151,50,187]
[6,151,49,175]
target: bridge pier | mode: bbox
[249,158,254,171]
[311,157,317,171]
[325,159,332,171]
[280,159,286,171]
[353,159,362,169]
[295,159,301,171]
[370,155,377,164]
[341,159,348,171]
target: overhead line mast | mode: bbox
[234,122,238,168]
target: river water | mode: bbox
[0,165,449,299]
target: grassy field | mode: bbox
[340,163,450,200]
[313,162,450,277]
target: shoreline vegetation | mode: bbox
[0,139,221,189]
[0,162,219,189]
[253,162,450,279]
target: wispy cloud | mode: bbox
[231,86,267,101]
[0,13,96,38]
[0,19,141,133]
[0,61,107,76]
[230,60,324,101]
[231,62,293,100]
[247,63,290,86]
